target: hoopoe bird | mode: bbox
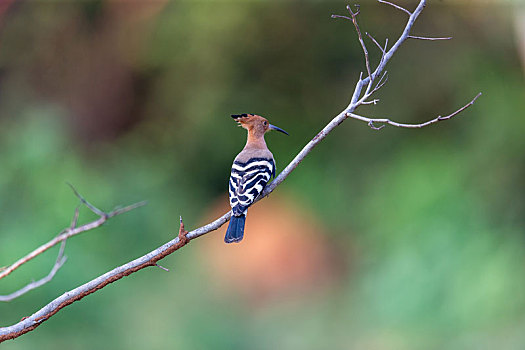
[225,113,288,243]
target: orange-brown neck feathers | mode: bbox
[231,114,270,146]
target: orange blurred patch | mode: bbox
[199,192,346,305]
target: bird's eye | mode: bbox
[264,121,268,126]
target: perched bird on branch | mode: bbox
[226,114,288,243]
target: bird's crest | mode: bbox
[231,113,288,136]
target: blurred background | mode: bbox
[0,0,524,349]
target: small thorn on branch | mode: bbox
[363,99,380,105]
[178,216,189,246]
[408,35,452,41]
[155,264,169,272]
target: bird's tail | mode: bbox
[224,214,246,243]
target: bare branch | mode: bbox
[378,0,411,15]
[408,35,453,41]
[0,193,146,281]
[0,242,67,302]
[349,0,429,105]
[0,0,481,342]
[349,92,482,129]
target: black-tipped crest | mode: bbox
[231,114,252,120]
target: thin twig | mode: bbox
[379,38,389,68]
[331,15,351,21]
[0,242,67,302]
[378,0,411,15]
[350,92,482,129]
[366,32,385,54]
[408,35,452,41]
[70,206,80,229]
[66,183,107,218]
[371,70,388,94]
[349,5,373,93]
[365,33,390,69]
[333,5,373,94]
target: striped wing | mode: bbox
[229,157,275,216]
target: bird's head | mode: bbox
[231,114,288,137]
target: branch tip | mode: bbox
[408,35,452,41]
[331,14,351,20]
[378,0,411,15]
[107,200,147,218]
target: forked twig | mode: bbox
[0,241,67,302]
[0,187,146,282]
[333,5,373,94]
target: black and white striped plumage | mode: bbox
[225,156,275,243]
[229,157,275,216]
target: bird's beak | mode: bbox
[269,124,289,135]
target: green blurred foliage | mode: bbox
[0,0,524,349]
